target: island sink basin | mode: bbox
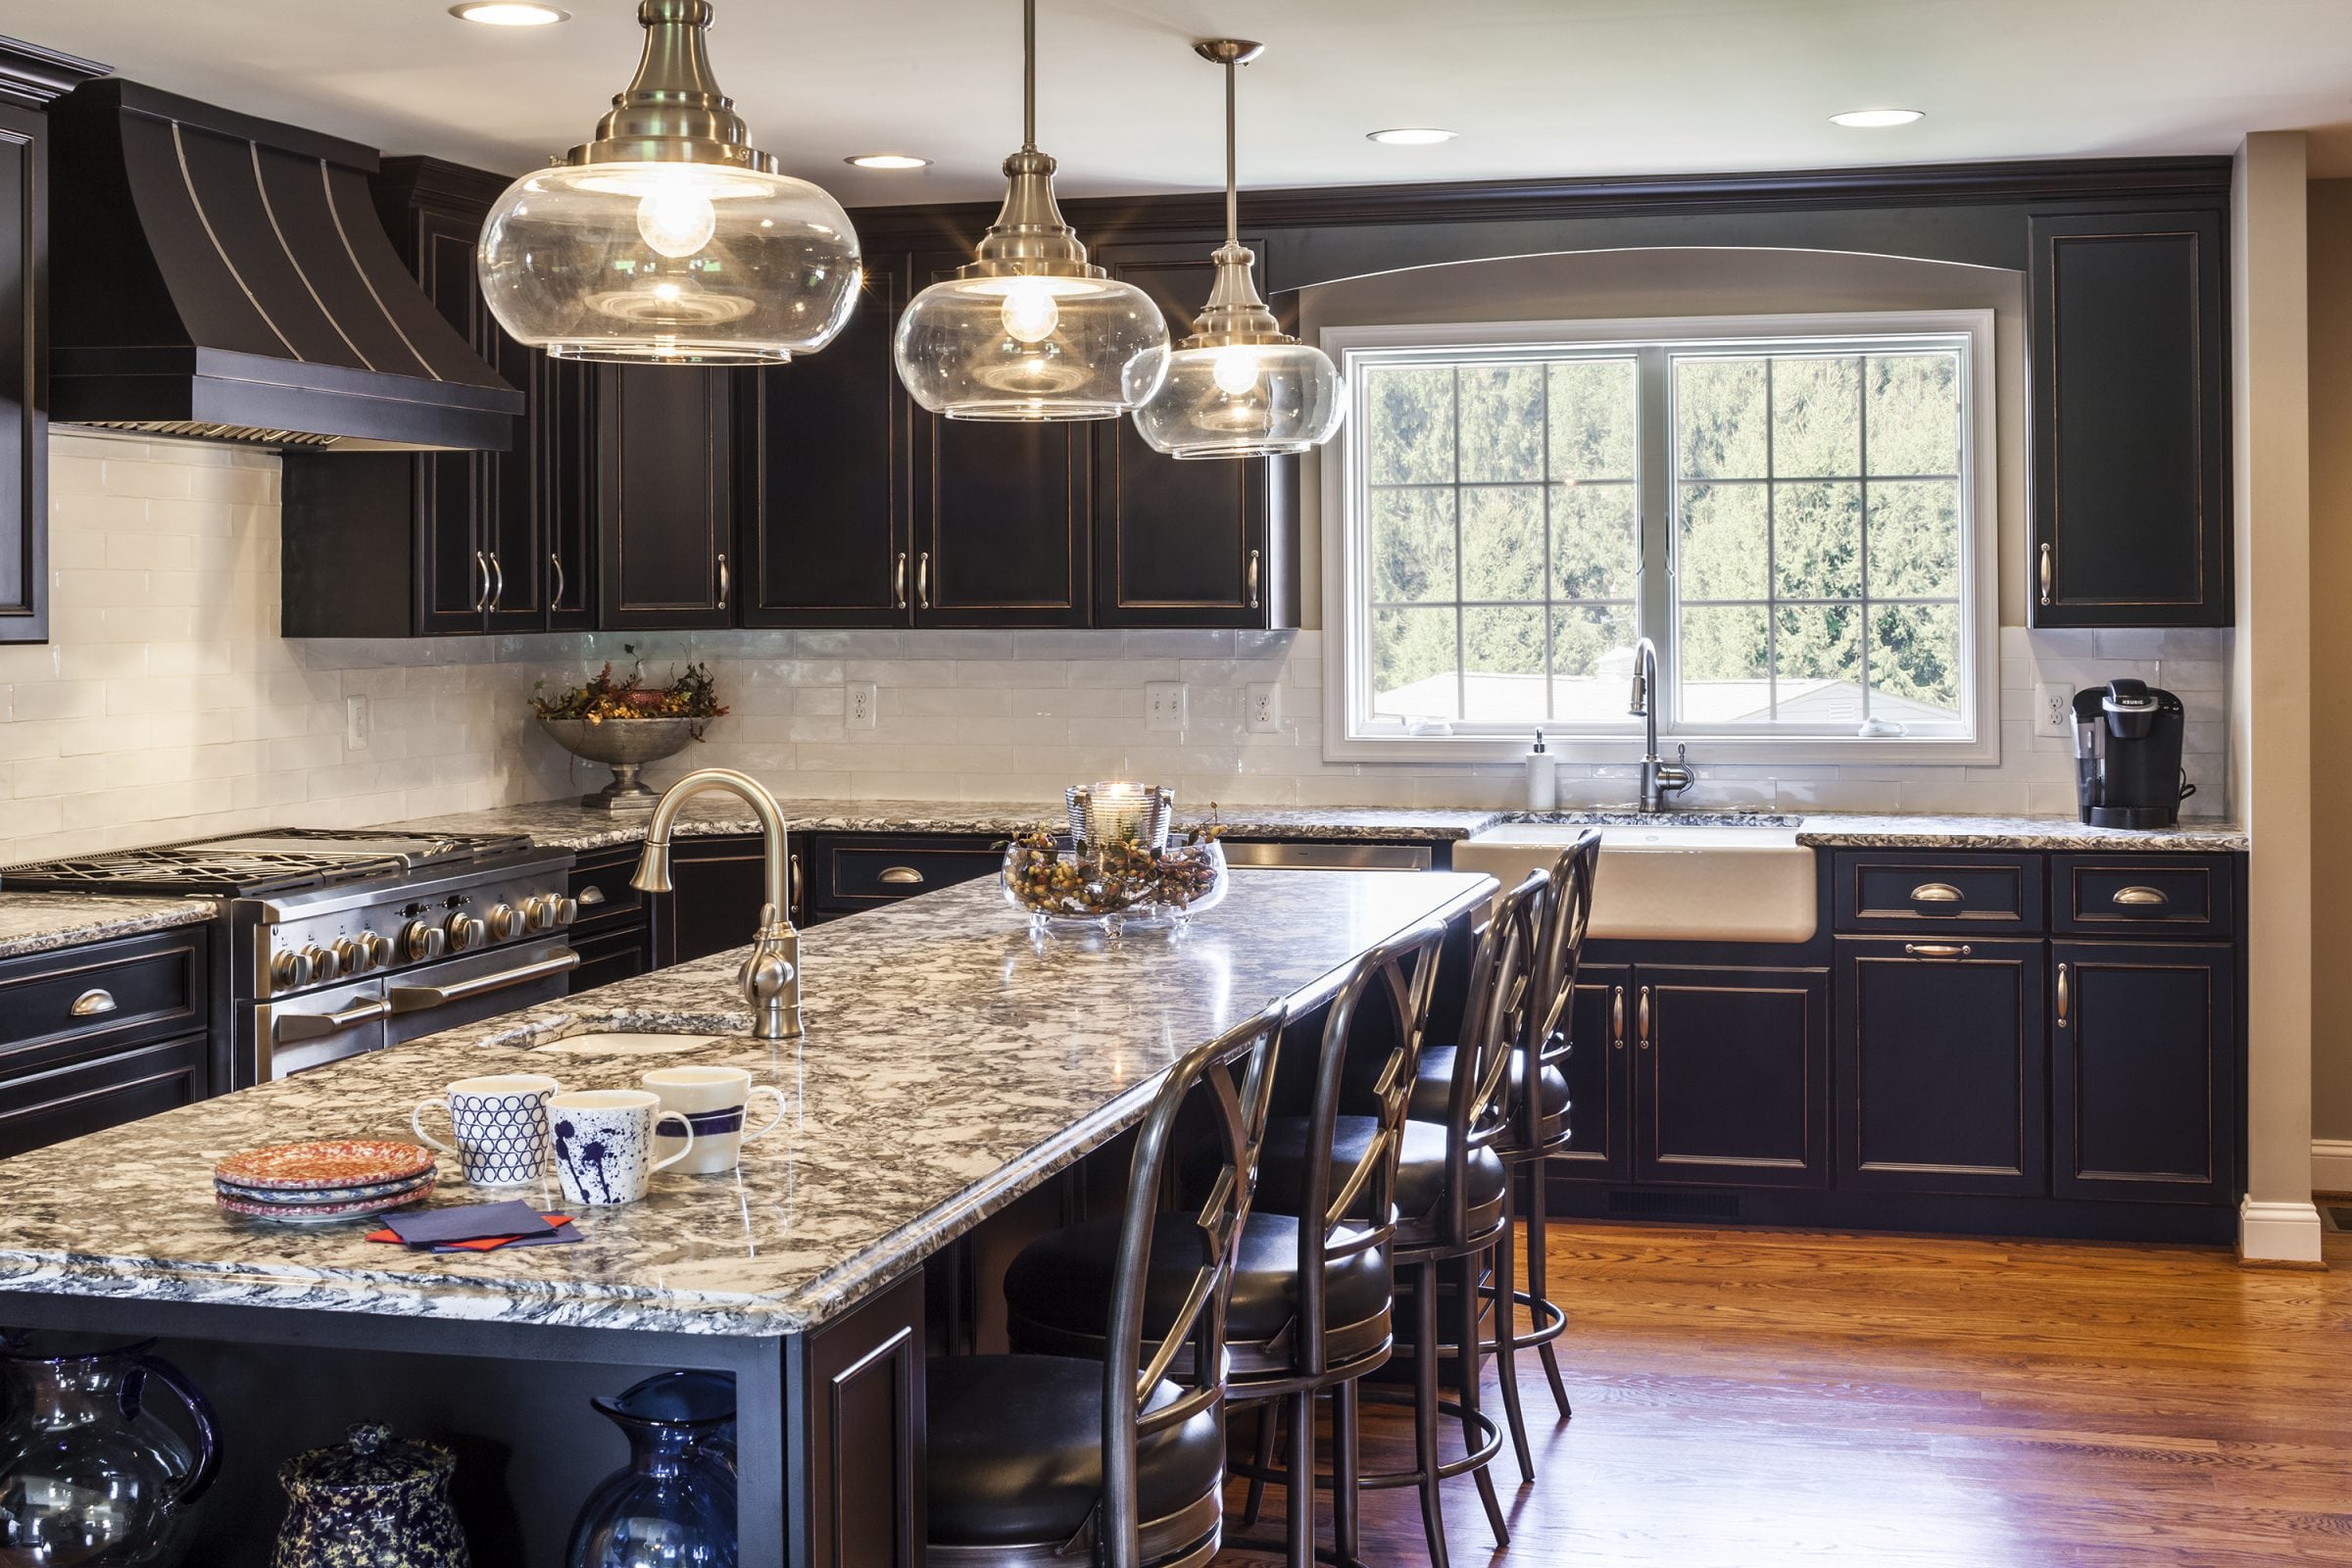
[537,1031,737,1057]
[1453,819,1818,944]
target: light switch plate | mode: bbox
[1246,682,1282,734]
[2033,682,2072,739]
[847,682,878,730]
[1145,681,1187,732]
[344,695,369,751]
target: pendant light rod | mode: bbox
[1194,40,1262,249]
[1023,0,1038,151]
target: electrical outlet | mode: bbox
[1145,681,1187,733]
[2033,682,2073,739]
[1246,682,1282,734]
[847,682,878,730]
[344,695,369,751]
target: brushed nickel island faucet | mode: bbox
[631,767,803,1041]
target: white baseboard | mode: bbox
[2239,1197,2327,1263]
[2314,1140,2352,1194]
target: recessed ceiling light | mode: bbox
[449,3,570,24]
[845,154,933,171]
[1367,126,1458,146]
[1830,108,1924,128]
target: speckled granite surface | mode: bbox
[0,893,220,959]
[394,797,2248,855]
[0,870,1493,1338]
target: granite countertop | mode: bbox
[394,797,2249,856]
[0,893,220,960]
[0,870,1494,1338]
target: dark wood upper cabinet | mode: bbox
[597,364,734,630]
[1089,239,1295,629]
[737,255,911,627]
[2028,210,2230,627]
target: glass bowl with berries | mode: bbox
[1000,811,1228,936]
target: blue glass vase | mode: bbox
[564,1385,736,1568]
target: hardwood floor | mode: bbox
[1216,1217,2352,1566]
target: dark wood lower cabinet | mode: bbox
[2051,939,2236,1203]
[651,833,772,968]
[0,1033,207,1157]
[1634,964,1829,1190]
[1555,962,1632,1183]
[1836,938,2047,1195]
[797,1267,925,1568]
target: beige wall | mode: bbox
[2232,132,2321,1259]
[2308,180,2352,1147]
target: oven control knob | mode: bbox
[402,920,447,963]
[302,944,339,983]
[445,913,487,953]
[331,938,368,976]
[486,904,524,941]
[270,950,313,990]
[523,894,578,931]
[356,932,393,970]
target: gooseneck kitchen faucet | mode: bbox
[631,768,803,1041]
[1629,637,1694,812]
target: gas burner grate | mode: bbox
[2,827,539,898]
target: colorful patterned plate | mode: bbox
[213,1140,434,1193]
[216,1178,437,1226]
[215,1170,436,1207]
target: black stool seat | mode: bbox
[1006,1212,1394,1377]
[1407,1046,1569,1142]
[927,1354,1225,1549]
[1250,1115,1506,1250]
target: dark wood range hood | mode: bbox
[44,78,521,451]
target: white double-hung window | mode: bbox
[1321,312,1997,763]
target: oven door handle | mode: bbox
[387,950,581,1012]
[272,998,393,1044]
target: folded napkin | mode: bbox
[425,1221,580,1254]
[379,1200,560,1248]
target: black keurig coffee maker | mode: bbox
[2071,679,2194,828]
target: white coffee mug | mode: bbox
[642,1066,787,1175]
[411,1074,560,1188]
[549,1089,695,1206]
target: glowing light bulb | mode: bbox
[635,177,717,259]
[1211,347,1262,396]
[999,279,1060,344]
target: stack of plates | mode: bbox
[214,1140,437,1225]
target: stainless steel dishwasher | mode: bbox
[1219,841,1435,871]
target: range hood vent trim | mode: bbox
[47,78,523,452]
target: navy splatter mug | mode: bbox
[548,1090,696,1206]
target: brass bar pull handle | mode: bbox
[790,854,805,923]
[1905,943,1972,958]
[1247,549,1261,611]
[916,551,931,610]
[1637,985,1651,1050]
[894,552,908,610]
[2039,542,2053,607]
[1610,986,1625,1051]
[715,552,730,611]
[473,551,491,612]
[1910,883,1964,904]
[577,885,608,906]
[70,988,118,1018]
[488,551,505,611]
[2055,962,2070,1027]
[2112,886,2169,906]
[878,866,926,887]
[549,552,565,608]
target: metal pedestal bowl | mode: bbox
[536,717,704,812]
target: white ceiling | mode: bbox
[13,0,2352,206]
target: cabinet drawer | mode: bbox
[1833,854,2045,935]
[568,848,649,936]
[2052,856,2233,938]
[567,925,652,996]
[0,1033,208,1158]
[811,835,1000,911]
[0,929,208,1061]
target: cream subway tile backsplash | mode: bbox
[0,433,2236,864]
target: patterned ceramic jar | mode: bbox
[271,1423,467,1568]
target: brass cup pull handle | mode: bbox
[1610,985,1626,1051]
[577,885,608,906]
[70,988,118,1018]
[2055,962,2070,1027]
[2039,542,2053,607]
[2112,885,2169,906]
[1637,985,1651,1049]
[1910,883,1964,904]
[1904,943,1973,958]
[878,866,926,887]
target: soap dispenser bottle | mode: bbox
[1526,729,1557,810]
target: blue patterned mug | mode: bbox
[549,1090,696,1206]
[411,1073,559,1188]
[642,1065,787,1175]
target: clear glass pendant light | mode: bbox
[476,0,860,365]
[1131,41,1345,460]
[892,0,1169,420]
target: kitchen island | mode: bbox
[0,868,1494,1566]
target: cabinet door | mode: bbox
[479,304,544,632]
[598,365,735,629]
[2028,210,2229,627]
[909,252,1091,627]
[797,1266,924,1568]
[1633,964,1828,1189]
[538,353,596,628]
[0,101,44,644]
[1550,961,1632,1183]
[1090,239,1289,629]
[1836,938,2046,1195]
[2051,940,2235,1203]
[651,833,777,967]
[409,207,497,634]
[738,256,910,626]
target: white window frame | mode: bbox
[1318,309,2000,765]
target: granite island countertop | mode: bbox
[0,869,1494,1338]
[392,797,2249,856]
[0,892,220,960]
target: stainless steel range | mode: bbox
[3,829,580,1083]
